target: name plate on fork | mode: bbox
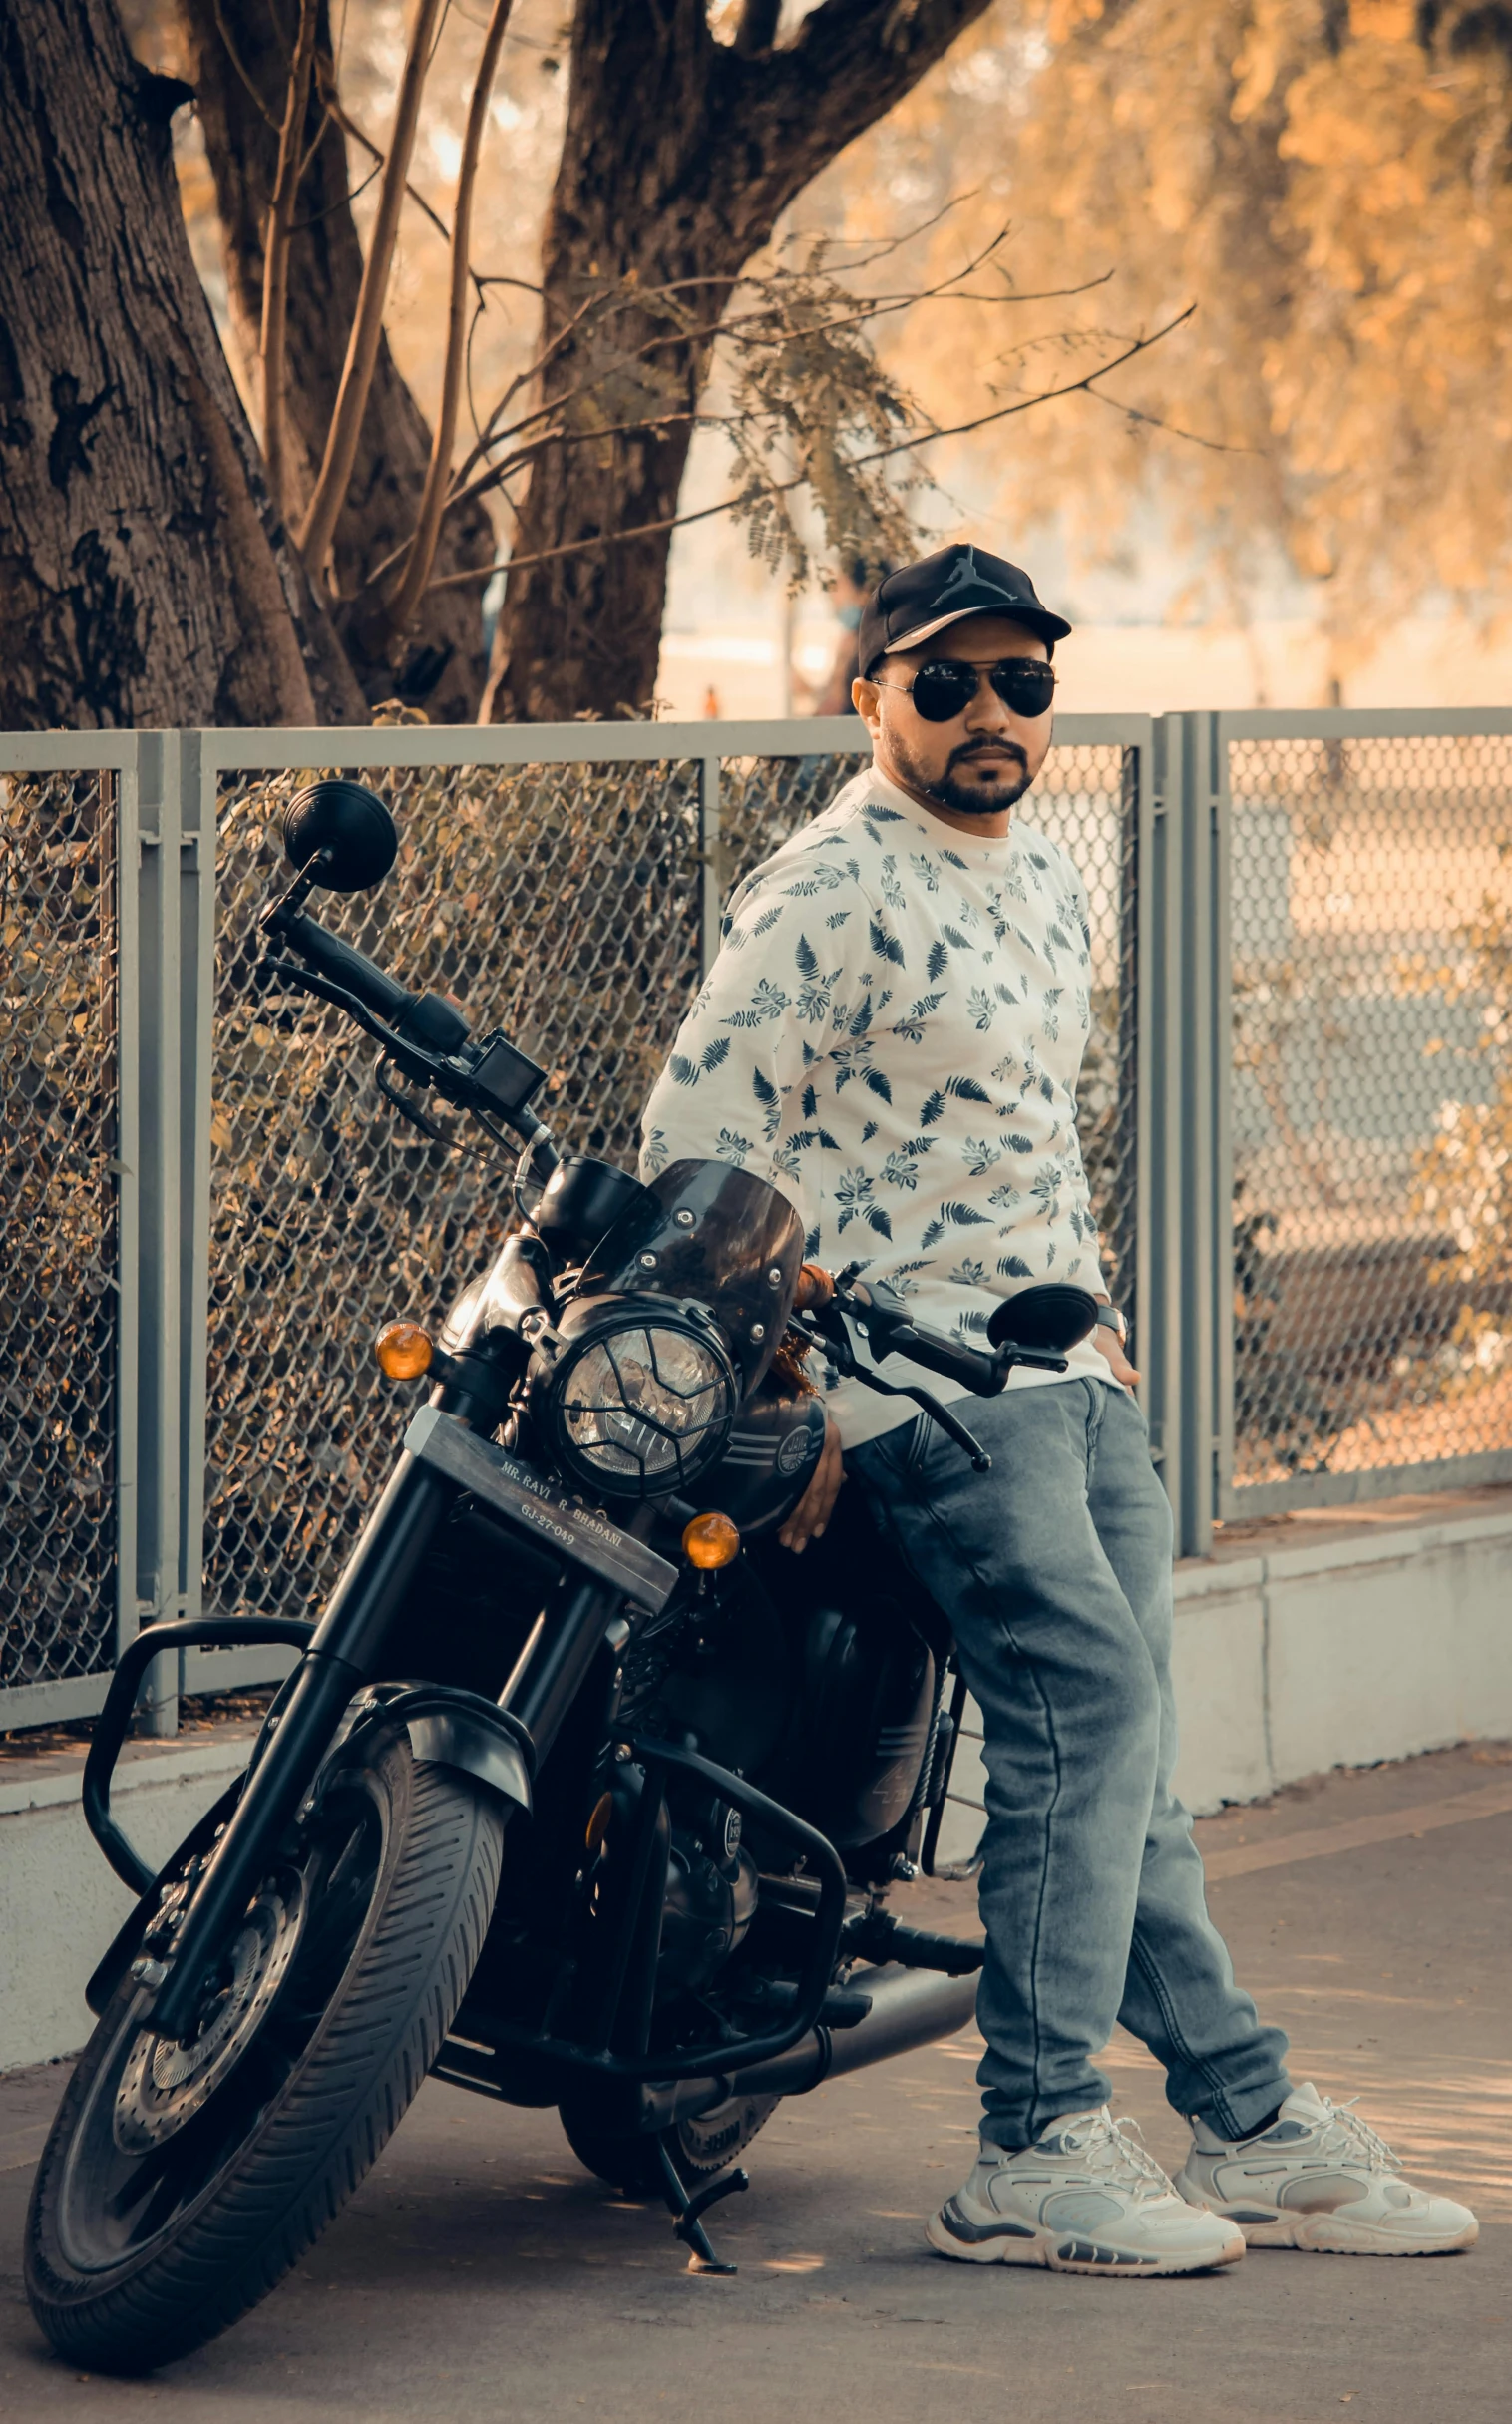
[403,1406,678,1614]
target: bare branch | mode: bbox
[424,307,1197,595]
[1086,386,1253,455]
[381,0,515,637]
[212,0,279,130]
[258,0,319,520]
[313,62,457,249]
[297,0,448,577]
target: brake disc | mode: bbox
[113,1868,306,2151]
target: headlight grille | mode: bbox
[557,1321,735,1496]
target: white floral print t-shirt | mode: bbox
[639,765,1116,1444]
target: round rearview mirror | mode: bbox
[986,1282,1100,1356]
[278,780,398,894]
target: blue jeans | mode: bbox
[848,1382,1292,2148]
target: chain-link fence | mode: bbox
[10,709,1502,1728]
[0,769,122,1696]
[200,733,1141,1624]
[1227,728,1512,1507]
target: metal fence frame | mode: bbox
[1199,709,1512,1534]
[6,704,1509,1729]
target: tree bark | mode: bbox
[179,0,497,721]
[485,0,993,724]
[0,0,363,730]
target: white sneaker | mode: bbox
[927,2107,1246,2276]
[1175,2082,1479,2255]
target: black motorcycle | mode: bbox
[26,780,1097,2370]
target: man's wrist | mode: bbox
[1094,1303,1128,1346]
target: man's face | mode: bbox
[856,614,1053,825]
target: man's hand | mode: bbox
[778,1416,845,1554]
[1091,1314,1140,1389]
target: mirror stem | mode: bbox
[259,846,334,940]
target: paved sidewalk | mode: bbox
[3,1739,1509,2422]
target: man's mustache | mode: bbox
[948,738,1028,774]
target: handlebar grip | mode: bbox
[884,1323,1001,1397]
[283,912,418,1027]
[793,1263,836,1312]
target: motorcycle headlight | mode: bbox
[537,1300,737,1500]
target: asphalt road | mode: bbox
[3,1738,1509,2424]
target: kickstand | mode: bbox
[656,2138,748,2274]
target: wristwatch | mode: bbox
[1094,1303,1128,1347]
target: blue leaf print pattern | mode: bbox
[722,978,790,1028]
[751,1066,781,1142]
[881,1140,935,1188]
[639,786,1104,1400]
[868,914,907,968]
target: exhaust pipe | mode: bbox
[649,1962,978,2129]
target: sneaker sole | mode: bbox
[925,2209,1245,2276]
[1179,2198,1478,2257]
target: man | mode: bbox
[640,544,1478,2275]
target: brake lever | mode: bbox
[258,956,441,1090]
[787,1311,992,1472]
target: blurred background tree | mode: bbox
[838,0,1512,669]
[4,0,1025,728]
[8,0,1512,727]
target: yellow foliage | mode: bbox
[812,0,1512,644]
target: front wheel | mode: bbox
[26,1728,504,2373]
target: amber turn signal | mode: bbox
[375,1320,435,1380]
[681,1510,740,1571]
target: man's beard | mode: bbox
[892,734,1033,817]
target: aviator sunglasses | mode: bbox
[877,656,1058,722]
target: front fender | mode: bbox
[338,1683,534,1817]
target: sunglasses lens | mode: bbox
[992,663,1056,716]
[910,664,979,721]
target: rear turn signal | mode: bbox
[375,1320,435,1380]
[682,1511,740,1571]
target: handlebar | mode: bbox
[795,1269,1079,1401]
[260,900,552,1150]
[280,912,473,1055]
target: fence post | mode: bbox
[1143,713,1225,1560]
[130,731,185,1734]
[698,752,722,980]
[1212,718,1236,1516]
[1144,714,1183,1546]
[1178,710,1219,1556]
[113,746,143,1691]
[177,731,212,1636]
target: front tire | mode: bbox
[26,1729,504,2373]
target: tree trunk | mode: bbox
[179,0,497,722]
[0,0,363,730]
[486,0,992,724]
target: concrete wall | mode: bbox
[4,1494,1509,2072]
[0,1735,252,2075]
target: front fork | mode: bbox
[146,1446,614,2044]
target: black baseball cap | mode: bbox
[858,543,1071,676]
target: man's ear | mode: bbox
[852,673,882,740]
